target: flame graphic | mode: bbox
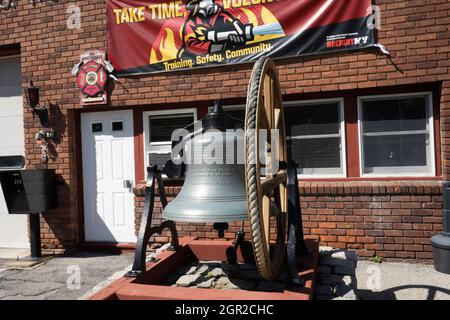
[193,26,207,42]
[150,28,179,64]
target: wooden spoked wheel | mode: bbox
[244,57,287,281]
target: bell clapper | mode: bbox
[213,223,229,239]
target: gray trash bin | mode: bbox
[431,181,450,274]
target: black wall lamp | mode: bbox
[24,80,50,128]
[24,80,56,164]
[24,80,39,113]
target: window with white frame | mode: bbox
[143,109,197,171]
[284,99,346,177]
[220,101,346,177]
[358,93,435,176]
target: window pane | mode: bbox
[363,134,428,170]
[363,97,427,133]
[112,121,123,131]
[92,123,102,133]
[148,153,172,168]
[149,116,193,143]
[228,109,245,121]
[285,103,340,136]
[288,137,341,169]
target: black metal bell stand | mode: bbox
[125,166,179,278]
[29,213,42,258]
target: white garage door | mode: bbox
[0,55,28,249]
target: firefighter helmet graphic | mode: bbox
[178,0,255,59]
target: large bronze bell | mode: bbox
[162,104,248,224]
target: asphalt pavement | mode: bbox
[1,249,449,300]
[0,251,134,300]
[356,260,450,300]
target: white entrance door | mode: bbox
[0,55,29,249]
[81,110,136,243]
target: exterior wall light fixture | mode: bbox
[24,80,40,117]
[25,80,57,164]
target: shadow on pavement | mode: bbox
[316,248,358,300]
[358,285,450,300]
[60,251,124,258]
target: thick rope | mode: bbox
[245,57,272,280]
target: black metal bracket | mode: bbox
[286,161,308,286]
[29,213,42,258]
[125,166,179,278]
[226,228,245,265]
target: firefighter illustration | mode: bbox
[178,0,255,59]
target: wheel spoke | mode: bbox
[258,100,271,130]
[272,79,282,111]
[262,195,271,247]
[275,108,282,130]
[264,72,275,127]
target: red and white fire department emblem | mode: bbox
[72,50,115,106]
[76,61,108,97]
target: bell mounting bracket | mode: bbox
[287,161,309,286]
[125,165,179,278]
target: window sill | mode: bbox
[133,178,443,197]
[299,176,443,182]
[298,179,443,196]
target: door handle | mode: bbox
[123,180,133,189]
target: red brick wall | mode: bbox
[0,0,448,254]
[298,181,443,261]
[134,181,443,261]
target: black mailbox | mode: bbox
[0,169,57,214]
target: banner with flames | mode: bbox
[107,0,376,76]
